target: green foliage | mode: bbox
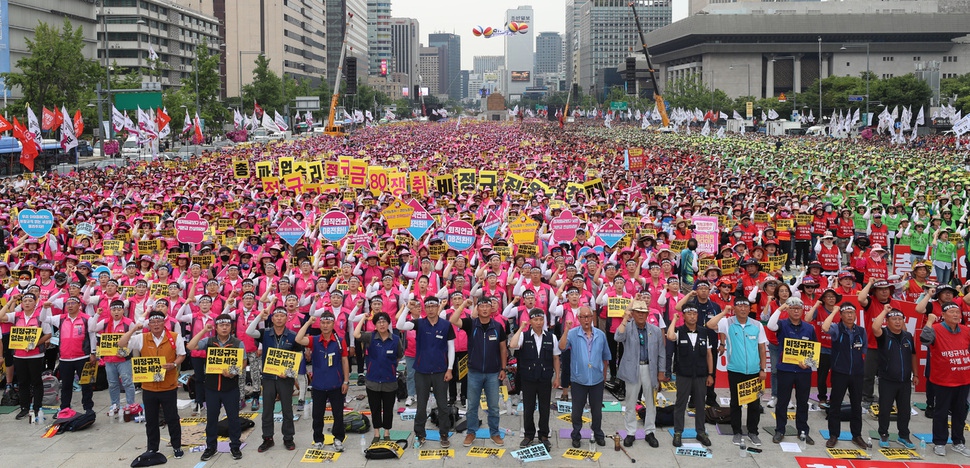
[942,73,970,115]
[241,54,284,113]
[666,74,732,112]
[870,74,933,112]
[1,18,101,113]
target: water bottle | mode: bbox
[739,440,749,458]
[919,438,927,458]
[657,393,668,407]
[798,431,807,451]
[360,433,367,453]
[867,436,873,448]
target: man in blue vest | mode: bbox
[398,297,455,448]
[766,298,816,445]
[295,311,349,452]
[821,303,868,450]
[871,304,917,450]
[451,295,508,447]
[509,308,560,450]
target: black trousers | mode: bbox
[144,389,181,452]
[862,352,880,401]
[261,377,295,442]
[58,359,94,412]
[775,371,811,435]
[191,356,206,404]
[728,371,762,436]
[828,371,863,438]
[932,383,970,446]
[571,381,605,440]
[205,386,241,450]
[313,387,346,443]
[794,240,811,267]
[521,378,552,439]
[816,352,832,401]
[15,357,44,412]
[366,387,396,431]
[877,379,912,439]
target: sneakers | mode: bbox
[540,437,551,451]
[732,434,743,445]
[440,437,450,449]
[953,444,970,457]
[766,397,777,408]
[571,438,581,448]
[295,399,305,411]
[672,432,683,447]
[644,432,659,448]
[520,437,534,448]
[251,399,260,412]
[201,448,217,461]
[15,408,29,420]
[491,435,504,446]
[258,438,275,452]
[231,448,242,460]
[787,400,796,410]
[405,396,414,407]
[879,435,890,448]
[623,435,635,447]
[772,431,784,444]
[925,406,935,418]
[896,437,916,449]
[357,374,365,386]
[696,432,712,447]
[107,404,119,418]
[332,439,344,452]
[935,444,947,456]
[748,434,762,446]
[311,442,324,449]
[463,433,476,447]
[284,440,296,451]
[173,447,184,459]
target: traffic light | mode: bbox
[345,57,357,95]
[625,57,637,94]
[571,83,579,100]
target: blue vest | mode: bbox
[775,320,817,373]
[725,318,763,375]
[366,331,400,384]
[260,328,299,381]
[467,319,504,374]
[830,323,867,376]
[309,334,345,390]
[414,318,452,374]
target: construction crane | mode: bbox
[629,2,670,128]
[324,12,353,136]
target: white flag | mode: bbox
[233,109,243,130]
[733,110,743,120]
[182,109,192,133]
[112,105,127,132]
[761,110,767,121]
[261,111,281,131]
[719,111,728,120]
[59,106,77,152]
[700,120,711,136]
[26,105,43,151]
[716,126,725,138]
[916,106,925,126]
[148,45,159,69]
[158,107,171,139]
[767,109,779,120]
[274,110,288,131]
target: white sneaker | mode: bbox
[107,404,118,418]
[405,396,414,407]
[310,442,324,449]
[766,397,777,408]
[333,439,344,453]
[935,445,947,456]
[953,444,970,457]
[787,401,796,410]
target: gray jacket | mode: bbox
[614,319,666,387]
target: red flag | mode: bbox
[0,114,12,133]
[73,110,84,137]
[155,107,171,131]
[41,107,56,130]
[193,113,203,144]
[253,100,263,118]
[13,117,38,171]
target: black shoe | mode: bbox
[572,438,581,449]
[519,437,534,448]
[594,436,606,447]
[616,391,626,401]
[15,408,30,420]
[925,406,935,419]
[644,432,659,448]
[173,448,184,459]
[258,438,274,452]
[672,432,683,447]
[357,374,365,386]
[231,448,243,460]
[540,437,551,451]
[201,448,217,461]
[696,432,712,447]
[802,434,815,446]
[284,440,296,451]
[623,435,635,447]
[772,431,784,443]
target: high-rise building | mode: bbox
[327,0,369,88]
[390,18,420,99]
[418,46,440,97]
[473,56,504,74]
[215,0,327,100]
[99,0,221,93]
[688,0,820,17]
[504,5,535,98]
[428,33,461,100]
[535,32,563,74]
[2,1,98,100]
[565,0,586,87]
[367,0,392,76]
[577,0,671,94]
[460,70,470,99]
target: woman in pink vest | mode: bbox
[0,292,53,422]
[93,300,137,417]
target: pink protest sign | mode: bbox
[277,217,305,245]
[444,220,476,251]
[174,211,210,244]
[319,211,351,242]
[596,219,625,248]
[549,211,581,243]
[692,216,719,255]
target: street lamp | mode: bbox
[841,42,870,126]
[818,37,823,123]
[729,64,751,97]
[238,50,264,107]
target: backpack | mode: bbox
[395,371,407,401]
[364,440,408,460]
[344,411,371,433]
[504,357,519,395]
[429,405,459,428]
[705,406,732,424]
[1,388,20,406]
[217,416,255,436]
[42,371,60,406]
[57,411,97,433]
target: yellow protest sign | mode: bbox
[408,171,429,196]
[194,254,215,269]
[796,214,813,225]
[563,448,601,461]
[97,333,124,357]
[509,215,539,245]
[381,199,415,230]
[458,354,468,380]
[386,170,407,197]
[607,297,631,318]
[368,166,388,195]
[670,239,687,253]
[754,213,770,224]
[517,244,537,258]
[504,173,525,192]
[79,361,99,385]
[300,448,342,462]
[263,348,302,377]
[557,414,591,423]
[232,160,250,179]
[878,448,920,460]
[278,157,295,177]
[132,356,165,383]
[102,240,123,257]
[418,449,454,460]
[467,447,505,458]
[775,218,794,230]
[348,159,368,189]
[698,258,717,272]
[781,338,820,366]
[737,376,763,405]
[826,448,869,459]
[255,161,274,179]
[721,257,738,275]
[179,417,207,425]
[206,347,244,375]
[9,326,41,350]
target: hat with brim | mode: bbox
[935,285,959,300]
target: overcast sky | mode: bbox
[390,0,689,70]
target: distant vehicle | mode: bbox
[121,137,144,158]
[74,140,94,157]
[251,129,284,143]
[211,139,235,150]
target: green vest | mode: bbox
[910,233,931,253]
[884,214,901,232]
[933,241,956,263]
[896,231,912,247]
[853,213,868,231]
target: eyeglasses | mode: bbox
[578,315,594,319]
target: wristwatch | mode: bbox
[343,381,349,385]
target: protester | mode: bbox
[0,292,52,422]
[921,304,970,457]
[508,308,560,450]
[451,296,507,447]
[821,303,868,450]
[666,306,714,447]
[399,296,455,448]
[614,300,665,448]
[187,313,244,461]
[871,304,917,450]
[559,306,611,448]
[352,310,404,444]
[766,297,816,445]
[246,307,300,452]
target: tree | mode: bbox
[870,74,933,113]
[665,73,731,112]
[176,38,226,126]
[942,73,970,115]
[242,55,284,113]
[1,18,101,113]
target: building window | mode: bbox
[882,73,894,79]
[913,56,921,61]
[943,56,958,63]
[882,56,894,62]
[846,62,850,67]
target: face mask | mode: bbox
[825,207,833,213]
[19,280,29,288]
[221,255,230,261]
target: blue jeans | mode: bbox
[105,360,136,407]
[405,356,416,397]
[935,266,953,287]
[465,370,500,436]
